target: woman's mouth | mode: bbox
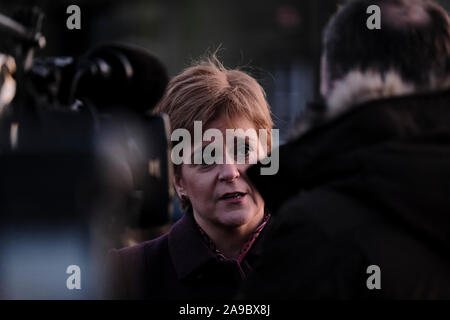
[219,192,247,203]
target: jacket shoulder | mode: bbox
[276,187,381,238]
[107,233,170,298]
[242,187,375,299]
[255,187,450,298]
[113,233,169,260]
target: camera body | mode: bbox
[0,7,172,298]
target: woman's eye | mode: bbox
[198,162,215,170]
[235,143,253,158]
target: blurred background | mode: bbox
[2,0,449,136]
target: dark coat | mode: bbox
[107,211,271,299]
[242,89,450,299]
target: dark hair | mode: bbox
[323,0,450,89]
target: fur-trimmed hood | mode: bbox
[325,70,416,117]
[289,70,450,139]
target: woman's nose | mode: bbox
[218,163,240,182]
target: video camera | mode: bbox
[0,7,173,298]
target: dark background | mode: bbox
[1,0,450,138]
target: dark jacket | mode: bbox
[242,89,450,299]
[107,211,271,299]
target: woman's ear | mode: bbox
[173,174,186,199]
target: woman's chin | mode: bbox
[218,209,256,228]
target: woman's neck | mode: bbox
[193,211,264,260]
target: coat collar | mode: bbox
[325,69,416,117]
[168,211,269,280]
[168,212,215,280]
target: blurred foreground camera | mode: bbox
[0,7,172,298]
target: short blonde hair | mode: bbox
[153,56,273,210]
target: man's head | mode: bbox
[321,0,450,106]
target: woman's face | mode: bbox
[175,115,266,230]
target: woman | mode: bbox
[108,56,274,299]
